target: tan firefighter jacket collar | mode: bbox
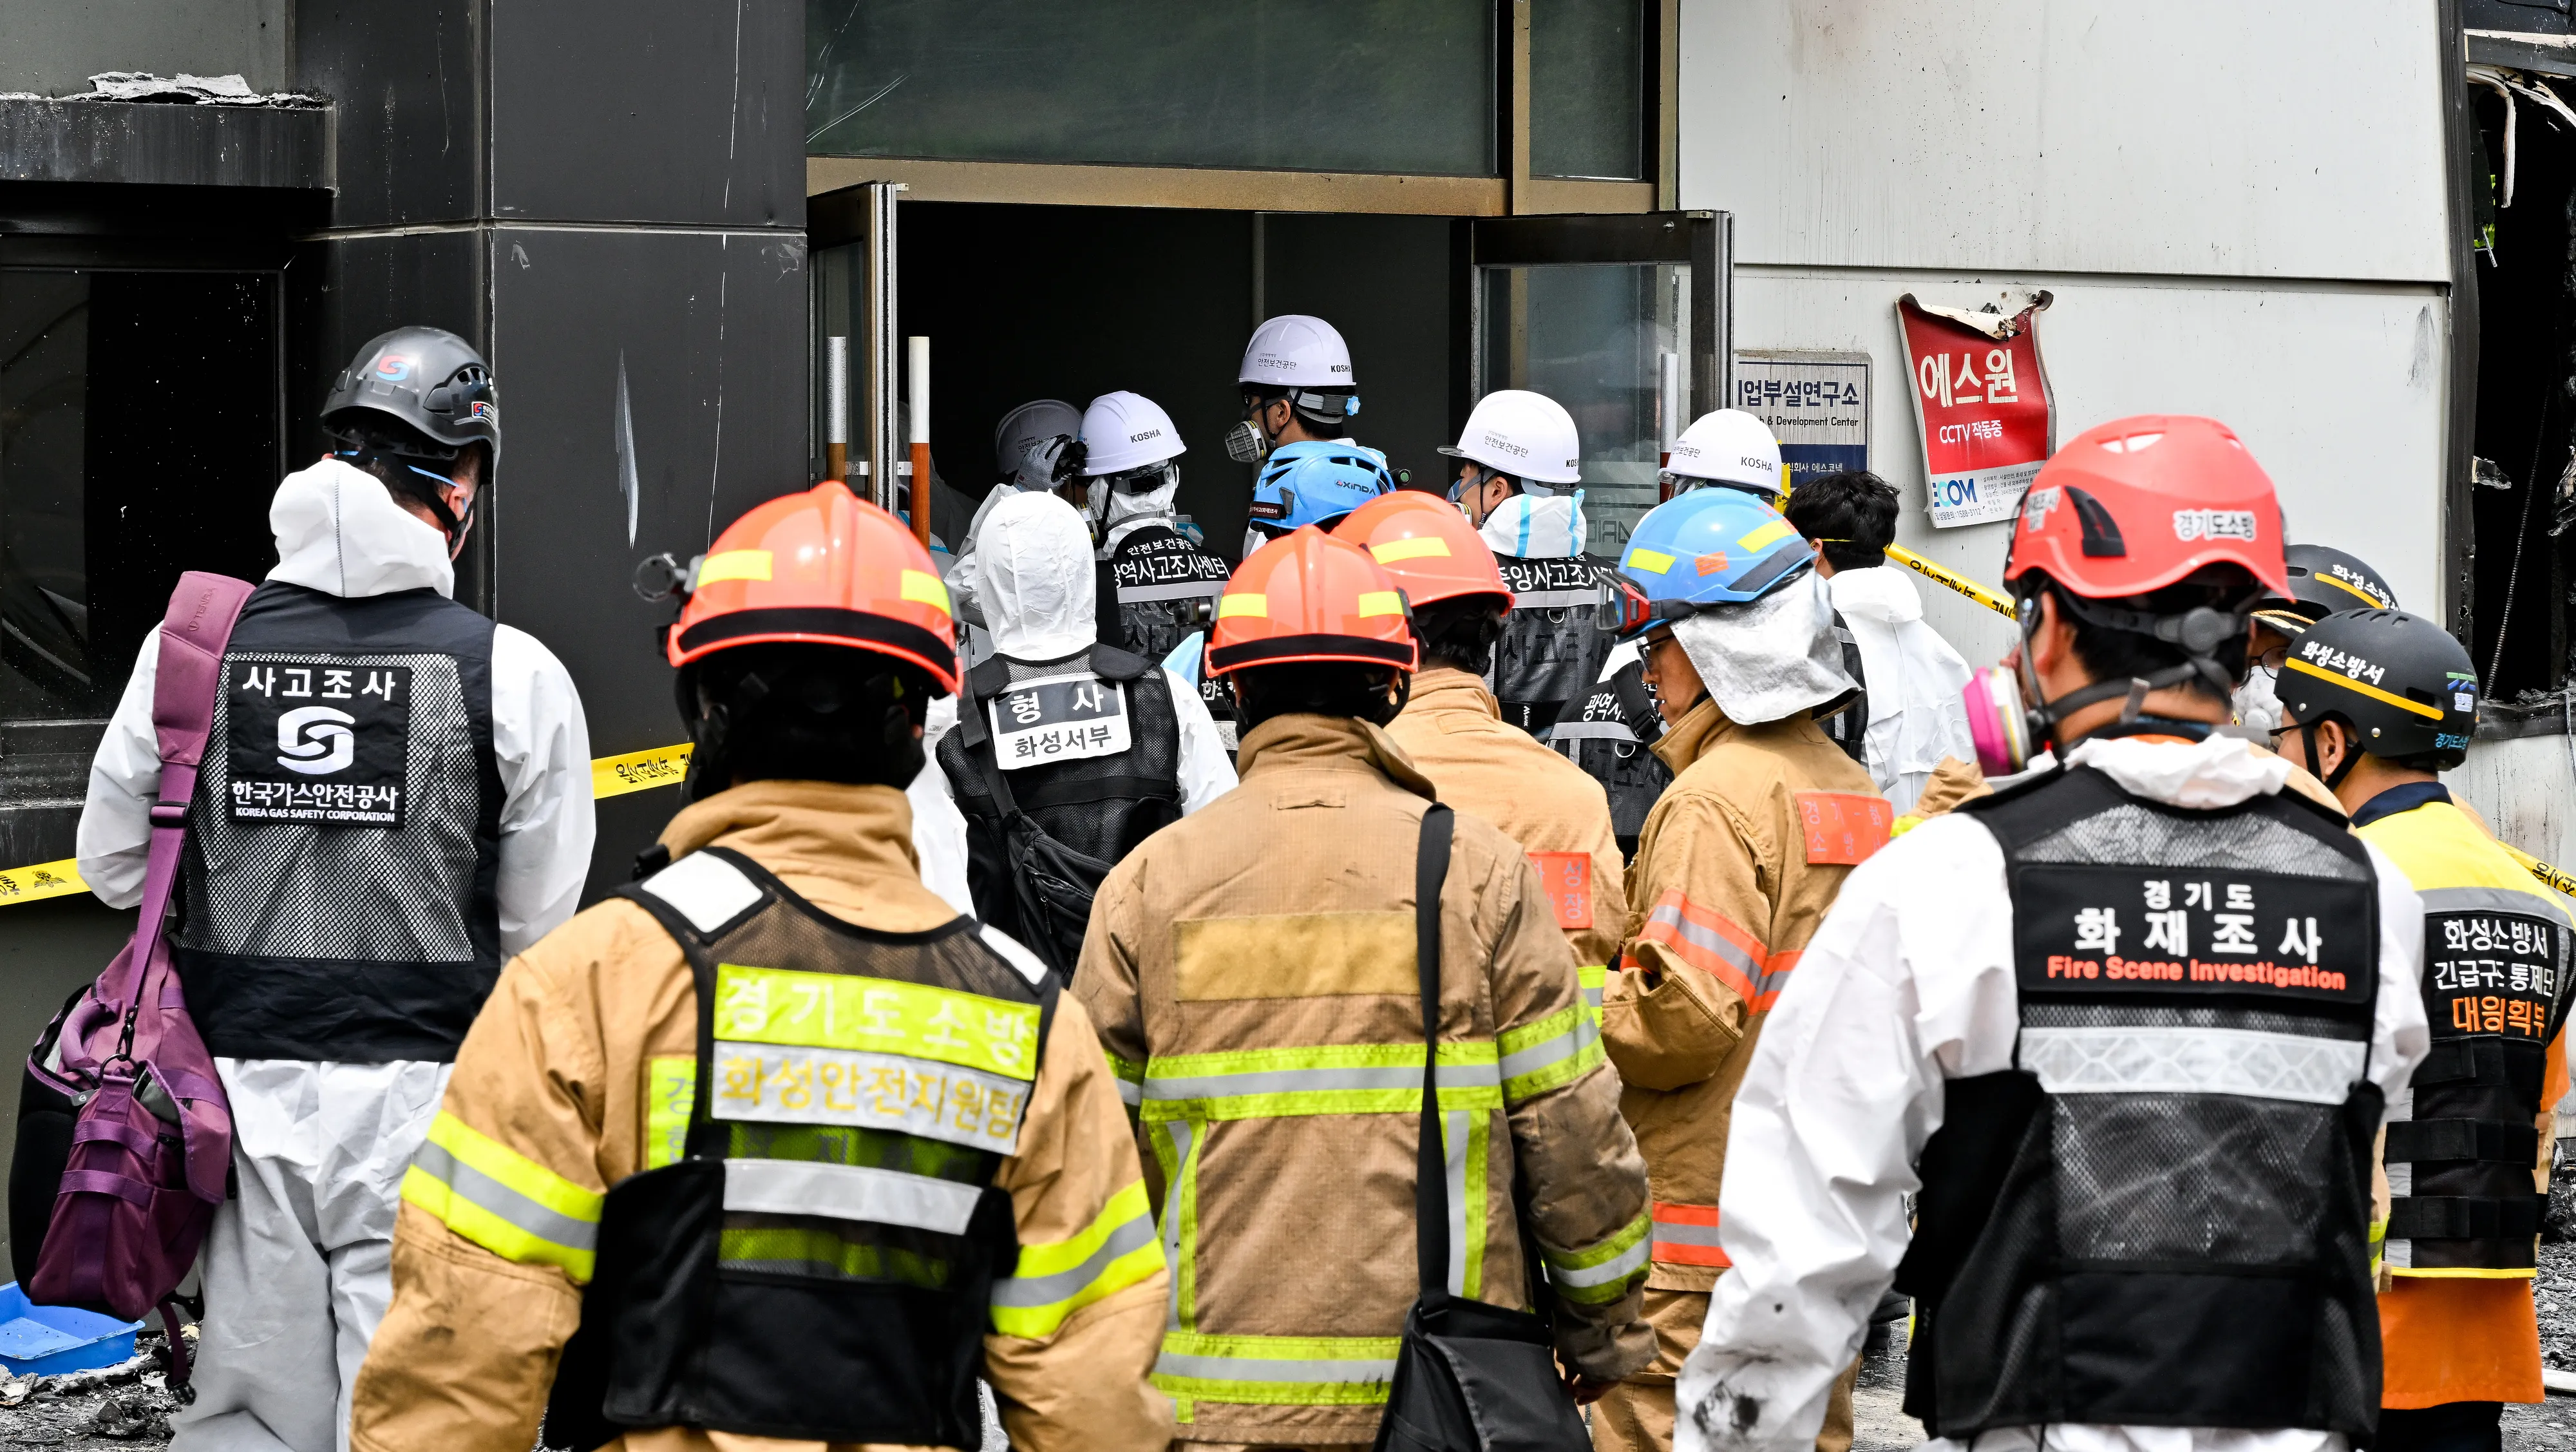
[658,779,925,892]
[1235,711,1439,803]
[1408,665,1504,721]
[1651,695,1730,777]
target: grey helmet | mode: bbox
[322,327,501,467]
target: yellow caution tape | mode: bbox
[1,741,699,908]
[1886,545,2018,619]
[0,859,90,905]
[2503,843,2576,901]
[592,741,694,799]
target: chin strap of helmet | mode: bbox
[2298,716,2365,791]
[2013,585,2253,752]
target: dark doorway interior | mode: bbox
[893,202,1455,559]
[2468,84,2576,700]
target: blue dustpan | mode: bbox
[0,1283,142,1376]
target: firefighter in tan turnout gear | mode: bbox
[1074,524,1654,1450]
[1593,486,1889,1452]
[1338,490,1630,1022]
[349,481,1171,1452]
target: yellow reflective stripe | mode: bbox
[1139,1041,1502,1122]
[1356,590,1405,617]
[401,1112,601,1282]
[990,1180,1164,1338]
[2390,1266,2539,1279]
[1496,1004,1604,1102]
[1218,593,1267,618]
[697,549,771,584]
[713,965,1040,1082]
[644,1056,694,1170]
[1106,1050,1145,1111]
[900,569,952,615]
[1625,546,1674,573]
[1737,519,1795,551]
[1152,1331,1403,1406]
[1153,1119,1206,1332]
[2282,656,2447,721]
[1544,1207,1651,1304]
[1578,964,1607,1023]
[1370,536,1451,563]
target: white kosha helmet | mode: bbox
[1238,314,1356,389]
[994,399,1082,479]
[1079,391,1186,477]
[1440,389,1582,486]
[1665,409,1783,497]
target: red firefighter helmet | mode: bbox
[2004,415,2289,600]
[667,480,960,694]
[1208,526,1420,676]
[1332,490,1511,613]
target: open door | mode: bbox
[1467,212,1728,556]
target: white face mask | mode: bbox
[2233,668,2285,734]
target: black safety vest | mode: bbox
[1816,614,1870,767]
[547,846,1056,1449]
[177,582,503,1062]
[2367,805,2576,1273]
[1096,524,1238,752]
[1897,767,2384,1440]
[1494,555,1614,738]
[934,644,1183,953]
[1553,653,1671,859]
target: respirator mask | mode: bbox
[1224,390,1360,464]
[1956,586,2249,777]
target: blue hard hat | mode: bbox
[1611,489,1814,640]
[1248,440,1396,539]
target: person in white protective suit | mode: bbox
[928,490,1235,974]
[1672,415,2430,1452]
[75,329,594,1452]
[1781,469,1975,813]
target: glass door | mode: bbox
[1469,213,1727,557]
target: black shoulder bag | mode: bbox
[1374,804,1593,1452]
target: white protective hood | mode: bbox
[974,490,1097,662]
[1475,490,1587,559]
[1671,569,1855,725]
[1099,475,1181,547]
[268,457,455,598]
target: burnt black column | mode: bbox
[290,0,807,895]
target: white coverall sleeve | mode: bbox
[907,755,976,918]
[488,626,596,955]
[1162,665,1238,812]
[1674,816,2437,1452]
[75,637,164,910]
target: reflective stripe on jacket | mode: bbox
[1383,667,1631,1022]
[1075,712,1653,1446]
[350,781,1173,1452]
[1607,696,1886,1293]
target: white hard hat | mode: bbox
[1238,314,1356,390]
[1079,390,1186,476]
[992,399,1082,477]
[1439,388,1582,486]
[1665,409,1783,495]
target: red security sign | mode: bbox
[1897,292,2057,529]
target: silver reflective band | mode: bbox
[723,1159,983,1234]
[1142,1059,1502,1102]
[412,1140,599,1253]
[1115,1075,1143,1109]
[638,851,762,934]
[2018,1026,2365,1106]
[1650,1217,1724,1249]
[992,1207,1160,1310]
[1499,1014,1600,1087]
[1512,589,1599,610]
[2418,884,2575,930]
[1117,580,1227,604]
[1154,1350,1399,1384]
[1548,720,1640,743]
[1549,1236,1649,1289]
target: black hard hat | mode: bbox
[2279,607,2477,769]
[2253,545,2396,635]
[321,327,500,466]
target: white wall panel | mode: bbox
[1734,268,2448,664]
[1682,1,2452,283]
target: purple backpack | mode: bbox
[24,572,251,1396]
